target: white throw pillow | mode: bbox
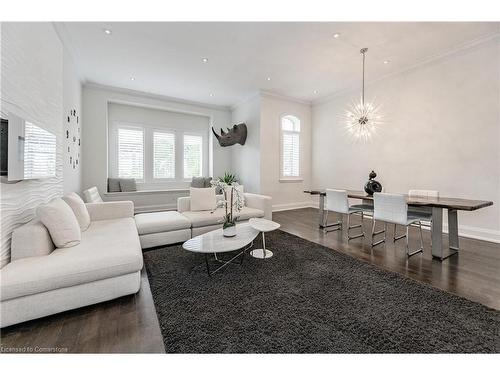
[10,220,55,261]
[224,185,245,207]
[62,192,91,231]
[190,187,216,211]
[37,198,81,248]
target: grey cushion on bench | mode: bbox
[119,178,137,192]
[191,177,212,188]
[108,178,122,192]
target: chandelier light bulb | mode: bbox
[344,47,383,142]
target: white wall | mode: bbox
[62,47,83,194]
[229,92,313,209]
[312,39,500,242]
[82,84,232,209]
[230,95,261,194]
[0,23,63,267]
[260,93,312,210]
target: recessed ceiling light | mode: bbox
[266,77,271,81]
[209,93,214,97]
[103,28,112,35]
[313,90,318,94]
[202,57,209,63]
[383,60,390,64]
[130,77,135,81]
[333,33,341,38]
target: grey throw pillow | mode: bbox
[108,178,121,192]
[119,178,137,192]
[191,177,206,188]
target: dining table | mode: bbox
[304,190,493,261]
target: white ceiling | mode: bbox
[60,22,499,107]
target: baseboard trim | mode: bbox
[442,224,500,244]
[272,201,315,212]
[290,202,500,244]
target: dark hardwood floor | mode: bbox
[274,208,500,310]
[1,207,499,353]
[0,269,165,353]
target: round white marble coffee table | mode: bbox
[183,223,259,276]
[249,218,280,259]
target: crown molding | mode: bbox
[83,82,232,112]
[52,22,85,83]
[313,31,500,106]
[259,89,311,106]
[229,90,312,112]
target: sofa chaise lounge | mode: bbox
[0,201,143,328]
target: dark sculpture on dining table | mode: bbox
[364,170,382,196]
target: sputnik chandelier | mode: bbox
[344,48,383,142]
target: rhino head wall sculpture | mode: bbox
[212,123,247,147]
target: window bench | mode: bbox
[104,188,189,196]
[104,189,190,213]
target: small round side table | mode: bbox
[249,218,280,259]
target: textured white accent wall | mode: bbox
[311,39,500,243]
[1,23,63,267]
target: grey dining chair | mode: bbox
[324,189,365,240]
[393,190,438,243]
[371,192,424,257]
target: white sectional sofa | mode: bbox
[0,201,143,328]
[0,189,272,327]
[134,193,272,248]
[135,211,192,249]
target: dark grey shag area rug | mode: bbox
[144,230,500,353]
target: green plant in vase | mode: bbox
[219,172,237,185]
[211,173,243,237]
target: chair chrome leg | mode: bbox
[405,222,424,257]
[371,220,386,247]
[393,223,406,242]
[323,210,329,234]
[419,221,424,252]
[324,211,342,234]
[347,212,365,240]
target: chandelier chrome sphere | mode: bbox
[344,48,383,142]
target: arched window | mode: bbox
[280,115,301,179]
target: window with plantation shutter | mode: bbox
[281,115,300,179]
[118,127,144,179]
[183,134,203,179]
[153,131,175,179]
[23,122,56,179]
[108,105,209,190]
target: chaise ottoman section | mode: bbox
[135,211,192,249]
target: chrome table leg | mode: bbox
[318,194,325,228]
[442,208,460,260]
[431,207,444,260]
